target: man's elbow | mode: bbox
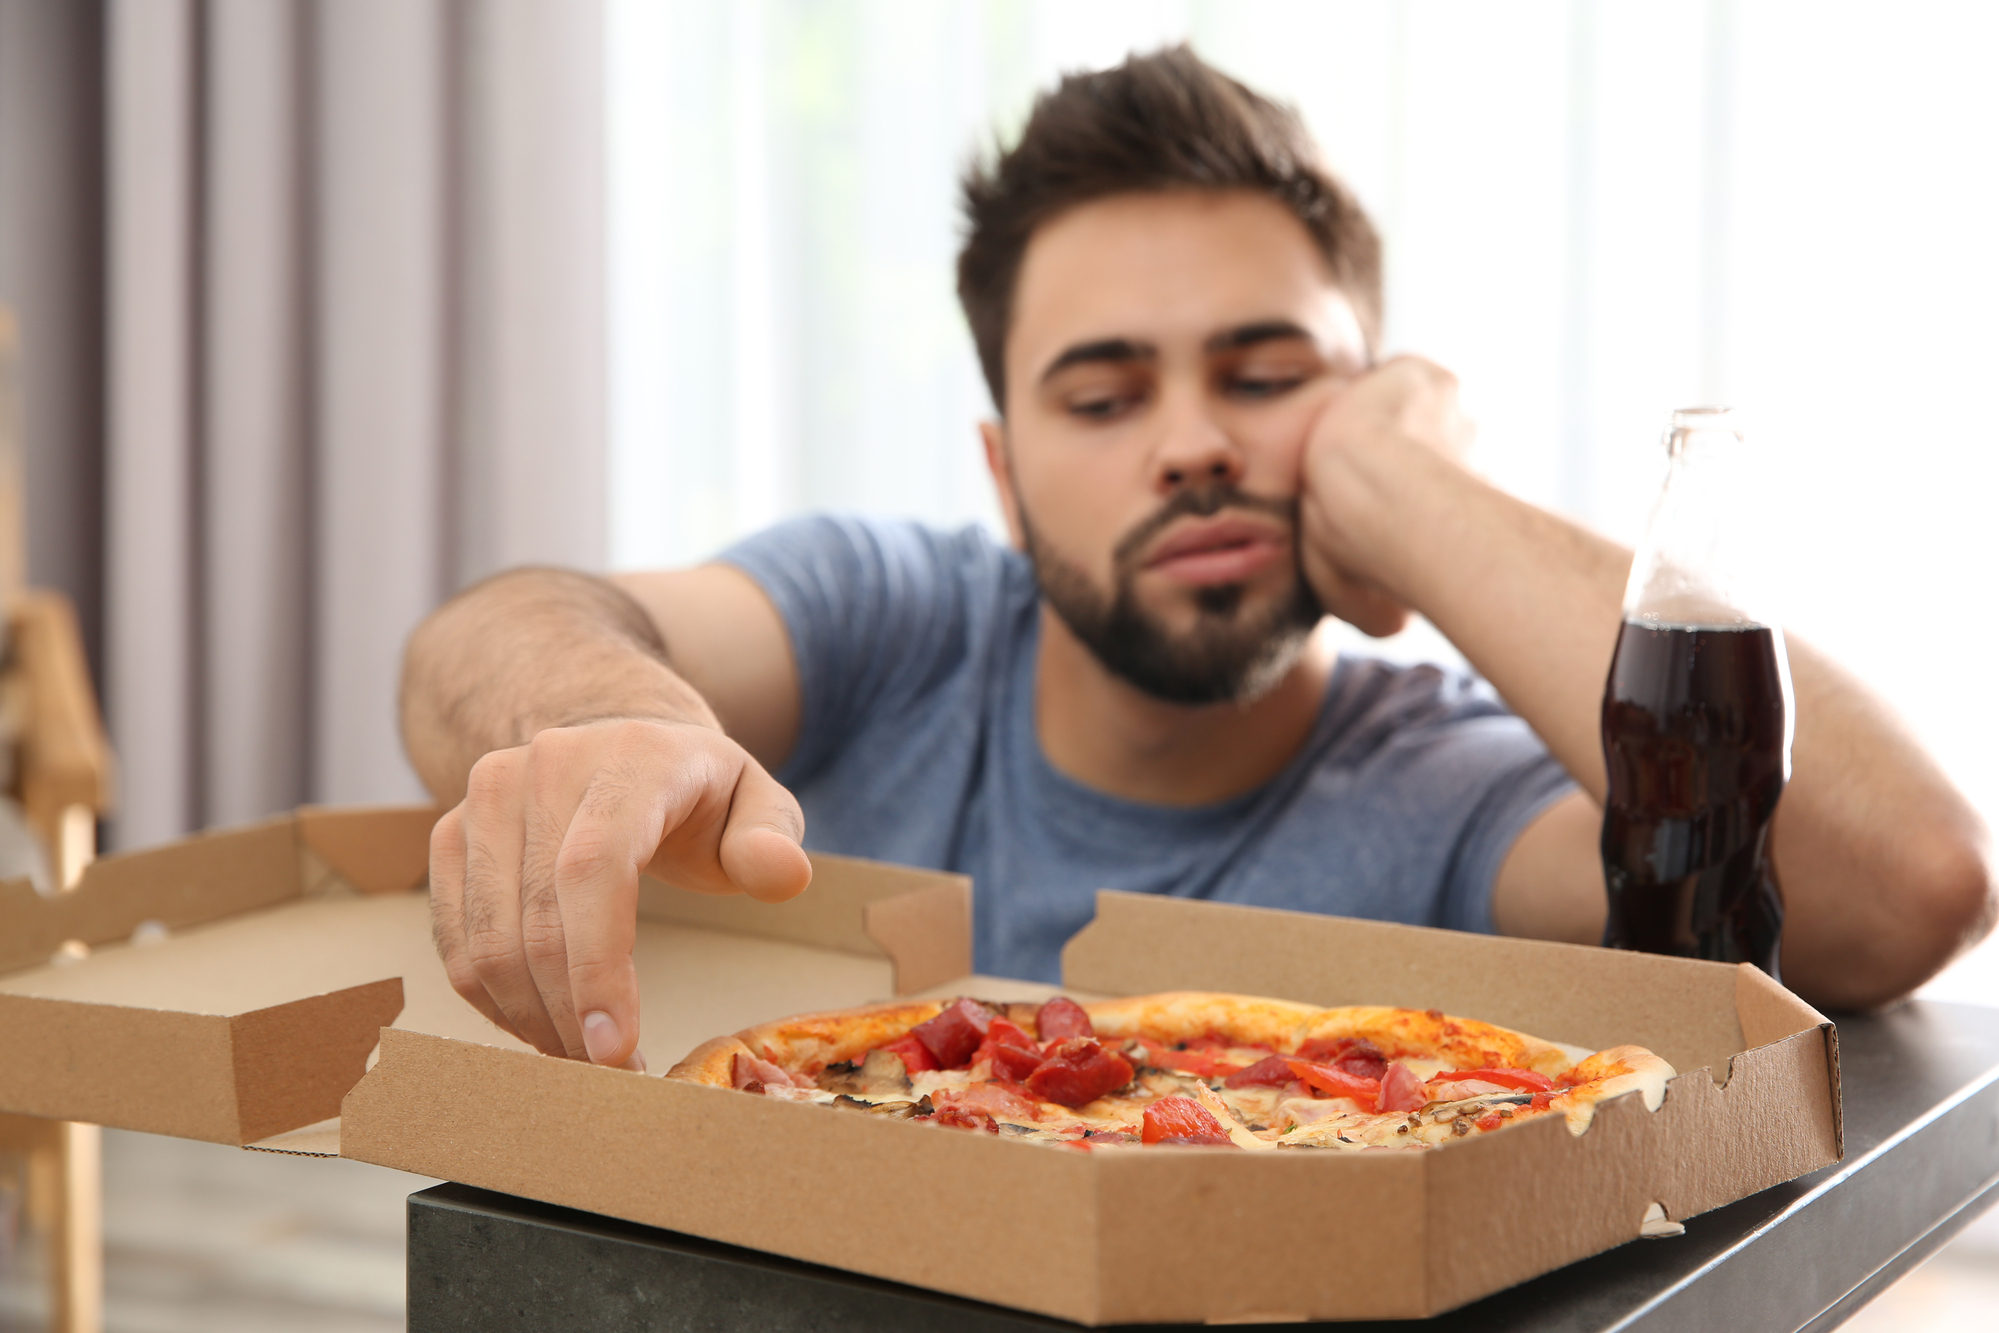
[1831,831,1997,1011]
[1913,831,1999,966]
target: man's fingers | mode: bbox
[719,761,812,904]
[1301,527,1412,639]
[429,805,526,1043]
[550,767,661,1068]
[433,719,813,1071]
[460,751,567,1055]
[519,739,598,1060]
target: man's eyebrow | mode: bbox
[1204,320,1319,353]
[1039,337,1157,384]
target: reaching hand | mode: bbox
[426,717,811,1069]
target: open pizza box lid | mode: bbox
[0,806,1841,1325]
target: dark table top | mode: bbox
[406,999,1999,1332]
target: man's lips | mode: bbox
[1141,516,1288,586]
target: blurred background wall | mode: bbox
[1,0,1995,990]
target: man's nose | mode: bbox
[1151,392,1243,492]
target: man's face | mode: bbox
[990,190,1370,704]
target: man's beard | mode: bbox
[1019,485,1324,706]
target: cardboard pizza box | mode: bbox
[0,806,966,1148]
[0,806,1840,1325]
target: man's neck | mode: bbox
[1032,606,1333,807]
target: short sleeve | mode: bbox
[717,515,1012,786]
[1313,660,1579,936]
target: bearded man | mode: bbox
[400,48,1991,1072]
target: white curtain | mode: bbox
[102,0,608,848]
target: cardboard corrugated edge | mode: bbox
[228,978,406,1143]
[640,851,972,996]
[0,979,402,1145]
[246,1117,343,1157]
[295,804,438,895]
[1735,960,1843,1159]
[0,815,300,974]
[340,1027,1107,1325]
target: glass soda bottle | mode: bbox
[1600,407,1793,978]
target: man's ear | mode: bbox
[980,419,1027,551]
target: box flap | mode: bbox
[0,979,401,1144]
[0,810,975,1149]
[640,851,971,996]
[296,804,437,894]
[1063,892,1749,1080]
[0,815,300,974]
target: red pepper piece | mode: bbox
[1432,1067,1555,1093]
[1026,1037,1134,1108]
[1285,1059,1382,1112]
[1141,1096,1229,1145]
[875,1033,939,1074]
[1223,1054,1297,1089]
[1378,1061,1427,1113]
[911,998,993,1069]
[1035,996,1095,1042]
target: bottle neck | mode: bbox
[1622,409,1776,629]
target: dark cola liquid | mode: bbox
[1600,622,1787,977]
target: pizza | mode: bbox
[666,991,1674,1151]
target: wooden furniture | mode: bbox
[0,307,115,1332]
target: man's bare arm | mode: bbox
[399,564,809,1069]
[1302,359,1995,1009]
[403,568,712,804]
[402,564,800,800]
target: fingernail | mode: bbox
[582,1010,622,1064]
[623,1050,648,1074]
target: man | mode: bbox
[401,48,1991,1073]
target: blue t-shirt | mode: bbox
[721,515,1575,981]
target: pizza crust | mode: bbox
[1298,1005,1575,1076]
[1086,992,1321,1049]
[670,1034,759,1086]
[668,999,947,1083]
[1552,1044,1676,1133]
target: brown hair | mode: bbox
[956,45,1383,414]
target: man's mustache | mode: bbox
[1111,486,1298,575]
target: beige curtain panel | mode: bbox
[2,0,611,850]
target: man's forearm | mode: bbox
[399,568,720,805]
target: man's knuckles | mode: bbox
[552,831,629,887]
[464,747,526,807]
